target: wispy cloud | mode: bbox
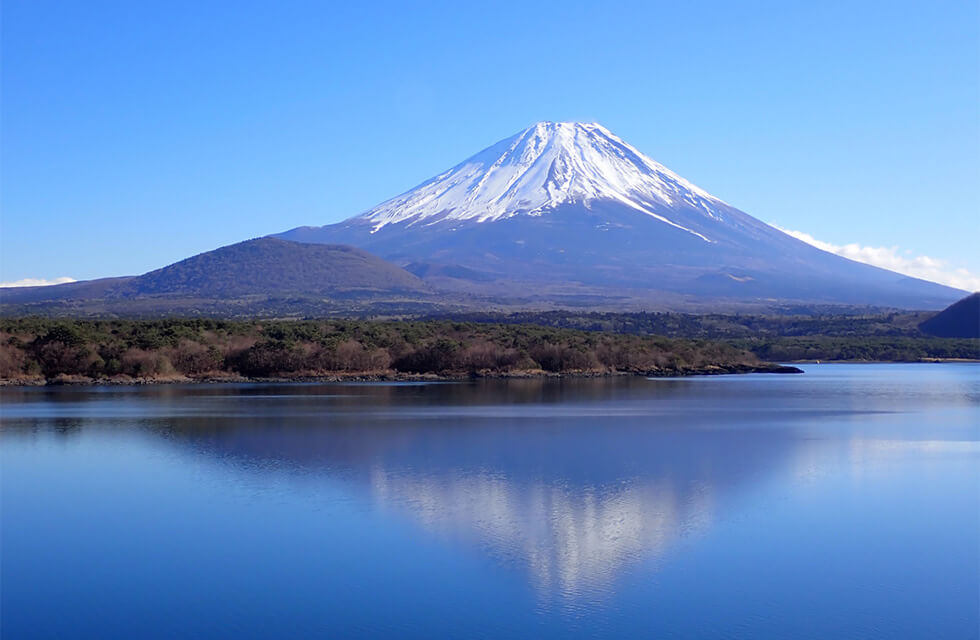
[772,226,979,292]
[0,277,77,288]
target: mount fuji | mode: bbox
[279,122,962,309]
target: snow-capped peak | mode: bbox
[357,121,727,241]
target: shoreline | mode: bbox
[784,358,980,364]
[4,361,976,388]
[0,363,803,387]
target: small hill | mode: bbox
[0,238,430,316]
[130,237,425,297]
[919,293,980,338]
[0,277,135,304]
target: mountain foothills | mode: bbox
[131,238,425,296]
[0,121,969,316]
[0,238,432,316]
[279,121,965,309]
[918,292,980,338]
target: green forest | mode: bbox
[0,317,795,384]
[2,316,974,384]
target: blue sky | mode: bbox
[2,0,978,289]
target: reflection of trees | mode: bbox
[2,379,801,599]
[158,416,792,599]
[128,381,799,599]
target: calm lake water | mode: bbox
[2,364,978,639]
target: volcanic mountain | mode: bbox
[278,121,964,308]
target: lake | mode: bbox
[2,364,978,639]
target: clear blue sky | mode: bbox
[2,0,977,285]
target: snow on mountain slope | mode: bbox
[358,121,724,242]
[276,121,966,308]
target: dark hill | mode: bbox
[130,237,425,296]
[0,238,430,315]
[0,277,135,304]
[918,293,980,338]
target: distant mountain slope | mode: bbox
[278,121,965,309]
[0,277,135,304]
[919,293,980,338]
[131,237,425,296]
[0,238,429,315]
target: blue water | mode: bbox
[2,364,978,639]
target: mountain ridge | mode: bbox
[130,237,426,296]
[0,238,434,315]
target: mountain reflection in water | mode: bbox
[3,367,977,639]
[114,378,804,599]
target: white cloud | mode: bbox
[771,226,980,292]
[0,277,77,288]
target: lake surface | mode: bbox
[2,364,978,639]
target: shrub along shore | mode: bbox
[0,318,800,385]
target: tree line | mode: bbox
[0,317,771,383]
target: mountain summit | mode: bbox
[279,122,964,309]
[359,121,720,241]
